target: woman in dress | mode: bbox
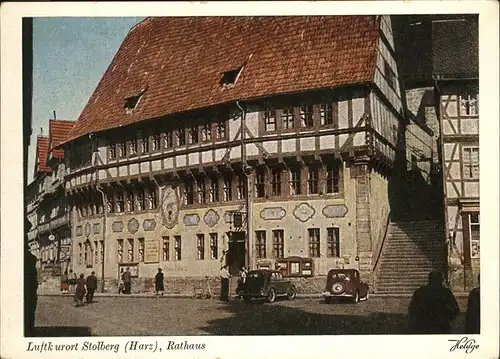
[155,268,165,296]
[74,274,87,307]
[60,270,69,294]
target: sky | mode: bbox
[29,17,144,181]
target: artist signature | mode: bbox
[448,337,479,354]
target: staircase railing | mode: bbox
[372,208,391,274]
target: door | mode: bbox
[227,232,246,276]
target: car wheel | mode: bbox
[352,290,359,304]
[363,291,370,301]
[325,296,332,304]
[287,287,297,300]
[267,288,276,303]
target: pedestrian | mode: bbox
[118,268,124,294]
[155,268,165,296]
[86,271,98,303]
[122,267,132,294]
[408,271,460,334]
[74,274,87,307]
[60,270,69,294]
[219,265,230,302]
[237,266,248,292]
[465,273,480,334]
[68,269,77,293]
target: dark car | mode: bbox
[322,269,369,303]
[238,269,297,303]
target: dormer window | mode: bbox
[124,88,147,113]
[220,67,243,89]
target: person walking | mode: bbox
[408,271,460,334]
[465,273,480,334]
[118,268,124,294]
[68,269,77,293]
[74,274,87,307]
[122,267,132,294]
[155,268,165,297]
[86,271,98,303]
[219,265,230,302]
[237,266,248,292]
[60,270,69,294]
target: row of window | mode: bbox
[108,121,227,160]
[255,228,340,259]
[78,240,104,267]
[462,147,479,179]
[263,103,338,132]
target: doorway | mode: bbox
[226,232,246,276]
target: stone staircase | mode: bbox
[374,220,446,294]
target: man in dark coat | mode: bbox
[465,273,480,334]
[155,268,165,296]
[86,271,98,303]
[122,267,132,294]
[409,271,460,334]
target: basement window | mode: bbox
[220,67,243,89]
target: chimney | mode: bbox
[53,110,57,120]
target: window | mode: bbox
[109,143,117,160]
[384,61,396,88]
[272,230,284,258]
[237,175,247,200]
[255,230,266,259]
[308,228,320,257]
[320,103,334,126]
[300,105,314,128]
[107,192,115,213]
[138,238,145,262]
[118,142,126,158]
[220,67,242,87]
[264,110,276,132]
[176,128,185,146]
[326,163,340,193]
[469,213,480,258]
[162,236,170,261]
[184,181,195,205]
[124,93,142,111]
[290,168,301,195]
[99,240,104,263]
[188,125,199,145]
[282,107,294,129]
[201,121,212,142]
[327,227,340,257]
[459,94,478,116]
[223,175,232,201]
[256,169,266,198]
[148,187,157,209]
[165,131,174,148]
[137,188,146,211]
[129,137,138,156]
[78,243,83,265]
[151,134,161,151]
[463,147,479,179]
[84,240,92,266]
[94,241,99,264]
[174,236,181,261]
[127,238,134,262]
[271,169,282,196]
[216,120,226,139]
[197,234,205,260]
[208,177,219,202]
[308,167,319,194]
[197,179,206,204]
[126,190,135,212]
[210,233,218,259]
[116,191,124,213]
[140,135,149,154]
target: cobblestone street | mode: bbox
[34,295,469,336]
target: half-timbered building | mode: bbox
[56,16,437,293]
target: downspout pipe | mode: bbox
[236,101,254,270]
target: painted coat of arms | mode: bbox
[161,186,180,229]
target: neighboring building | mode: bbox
[394,15,479,291]
[27,120,75,284]
[55,16,437,293]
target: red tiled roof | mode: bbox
[48,120,75,158]
[35,136,52,175]
[65,16,380,143]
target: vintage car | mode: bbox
[322,269,369,303]
[237,269,297,303]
